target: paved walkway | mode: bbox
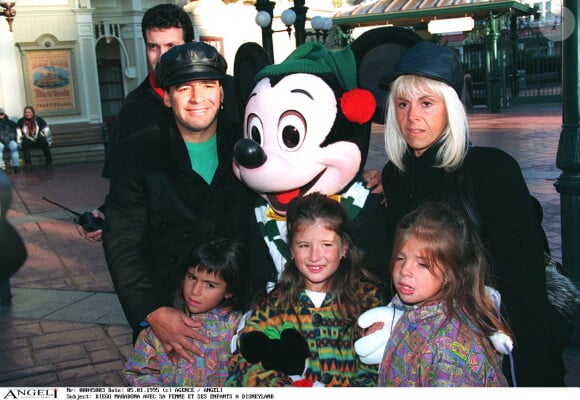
[0,162,132,386]
[0,103,578,387]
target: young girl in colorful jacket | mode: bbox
[125,237,246,386]
[227,193,383,387]
[377,202,511,386]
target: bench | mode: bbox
[3,122,108,167]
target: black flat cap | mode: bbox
[155,42,227,89]
[379,41,464,96]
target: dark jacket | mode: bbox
[0,117,17,145]
[0,171,27,280]
[381,144,567,386]
[102,76,167,179]
[102,108,253,334]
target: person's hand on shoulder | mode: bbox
[362,169,384,195]
[81,209,105,241]
[146,306,209,364]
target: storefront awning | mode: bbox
[332,0,536,28]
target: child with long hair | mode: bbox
[125,236,247,386]
[376,202,511,386]
[227,193,383,387]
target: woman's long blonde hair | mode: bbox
[384,75,470,172]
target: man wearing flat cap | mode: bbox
[103,42,253,363]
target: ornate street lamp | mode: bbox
[556,0,580,297]
[255,4,298,62]
[255,1,333,61]
[0,1,16,32]
[256,8,297,39]
[307,15,333,42]
[254,0,276,62]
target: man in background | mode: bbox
[83,3,194,241]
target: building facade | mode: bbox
[0,0,336,161]
[0,0,554,160]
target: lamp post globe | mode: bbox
[322,17,333,31]
[311,15,324,31]
[255,10,272,28]
[281,9,296,26]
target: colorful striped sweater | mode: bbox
[378,296,509,387]
[125,307,241,387]
[226,283,382,387]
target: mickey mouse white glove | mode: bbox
[354,303,403,365]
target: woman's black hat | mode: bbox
[379,41,464,96]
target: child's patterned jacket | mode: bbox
[226,283,382,387]
[125,307,241,386]
[378,296,508,386]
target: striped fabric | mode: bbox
[255,176,371,291]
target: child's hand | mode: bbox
[362,321,385,337]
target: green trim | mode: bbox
[332,1,535,27]
[263,322,294,340]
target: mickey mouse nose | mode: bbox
[233,138,267,169]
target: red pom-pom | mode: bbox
[293,378,314,387]
[339,88,376,125]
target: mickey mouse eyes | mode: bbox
[246,114,263,145]
[278,111,306,151]
[246,111,306,151]
[282,125,299,148]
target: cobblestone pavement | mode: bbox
[0,102,578,387]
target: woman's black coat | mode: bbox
[381,144,568,386]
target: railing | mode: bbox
[461,26,561,109]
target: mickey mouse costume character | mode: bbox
[232,27,422,296]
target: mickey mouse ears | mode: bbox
[232,27,423,125]
[233,42,272,116]
[350,27,422,124]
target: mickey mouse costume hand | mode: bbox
[355,303,403,365]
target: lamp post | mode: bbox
[255,0,275,62]
[555,0,580,294]
[255,1,298,62]
[309,15,333,42]
[254,1,333,60]
[485,13,502,113]
[0,1,16,32]
[290,0,307,46]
